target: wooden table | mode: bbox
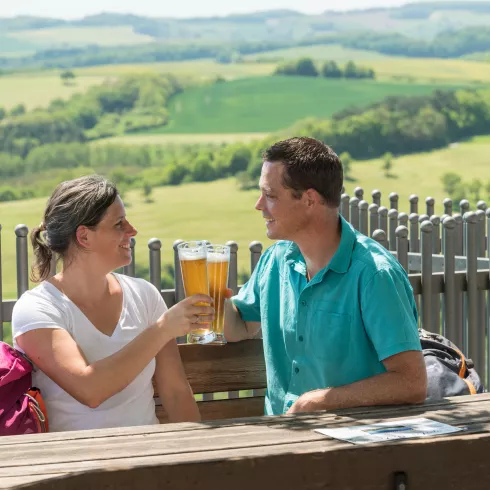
[2,394,490,490]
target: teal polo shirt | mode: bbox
[232,215,421,416]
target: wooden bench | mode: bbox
[155,340,266,422]
[2,393,490,489]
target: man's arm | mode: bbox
[287,350,427,414]
[223,297,261,342]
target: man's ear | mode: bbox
[304,188,323,207]
[75,225,91,250]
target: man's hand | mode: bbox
[286,389,329,414]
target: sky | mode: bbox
[0,1,436,20]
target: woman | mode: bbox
[12,175,213,432]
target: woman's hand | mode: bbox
[158,294,215,339]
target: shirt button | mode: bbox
[286,401,293,408]
[294,367,300,374]
[298,335,304,342]
[301,300,307,306]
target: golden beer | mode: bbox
[178,241,215,344]
[207,245,230,344]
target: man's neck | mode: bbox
[295,215,341,280]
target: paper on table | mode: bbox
[315,417,465,445]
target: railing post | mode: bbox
[148,238,162,292]
[372,229,388,249]
[249,241,263,274]
[460,199,470,216]
[15,225,29,298]
[354,187,364,201]
[226,241,238,294]
[173,239,185,303]
[430,215,441,333]
[487,208,490,385]
[426,197,435,218]
[475,209,486,386]
[123,237,136,277]
[443,217,458,343]
[350,197,359,230]
[430,216,441,254]
[378,206,388,236]
[369,203,379,237]
[359,200,369,236]
[464,212,483,378]
[0,224,3,342]
[398,212,408,229]
[420,221,433,332]
[389,192,398,211]
[388,209,398,251]
[454,214,464,256]
[409,194,419,215]
[418,214,430,224]
[409,213,420,253]
[372,189,381,207]
[443,198,453,216]
[476,200,487,212]
[340,193,350,222]
[396,226,409,272]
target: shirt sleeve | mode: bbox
[361,267,421,362]
[231,247,273,323]
[146,282,168,325]
[12,291,67,342]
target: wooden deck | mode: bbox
[2,393,490,490]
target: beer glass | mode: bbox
[177,241,215,344]
[207,244,230,344]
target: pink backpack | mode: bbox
[0,342,48,436]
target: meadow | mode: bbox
[2,134,490,303]
[143,76,464,134]
[4,45,490,111]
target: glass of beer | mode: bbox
[177,241,215,344]
[207,244,230,345]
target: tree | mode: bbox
[382,152,393,177]
[10,104,26,117]
[0,107,6,120]
[321,60,343,78]
[339,152,352,179]
[441,172,465,201]
[296,57,318,77]
[468,179,482,202]
[344,61,359,79]
[142,182,153,203]
[60,70,76,85]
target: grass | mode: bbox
[2,135,490,342]
[0,73,109,110]
[247,44,490,84]
[144,76,468,134]
[8,26,154,47]
[94,132,270,146]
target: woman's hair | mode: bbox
[31,175,119,282]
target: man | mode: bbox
[224,137,427,415]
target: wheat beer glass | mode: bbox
[207,244,230,344]
[177,241,215,344]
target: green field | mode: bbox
[96,132,270,146]
[3,135,490,303]
[0,73,109,110]
[248,44,490,84]
[7,26,154,48]
[143,76,468,134]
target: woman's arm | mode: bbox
[16,294,213,409]
[154,340,201,423]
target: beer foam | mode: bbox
[207,252,229,263]
[179,250,206,260]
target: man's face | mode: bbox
[255,161,308,241]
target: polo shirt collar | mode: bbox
[283,214,356,277]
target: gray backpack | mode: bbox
[420,329,484,400]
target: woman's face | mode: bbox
[78,196,138,271]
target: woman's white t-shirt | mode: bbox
[12,273,167,433]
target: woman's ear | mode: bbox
[75,225,91,250]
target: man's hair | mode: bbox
[263,137,343,208]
